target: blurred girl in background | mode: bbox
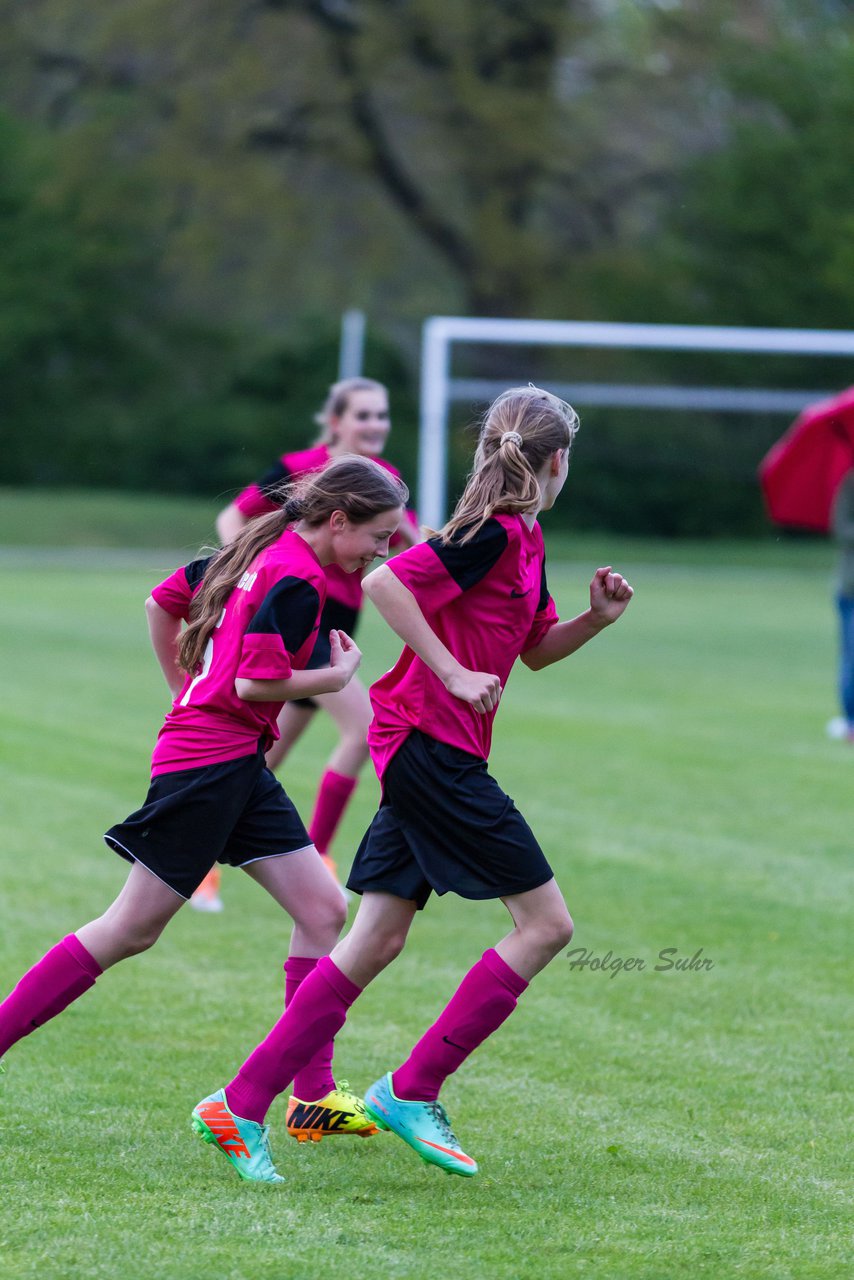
[193,378,418,911]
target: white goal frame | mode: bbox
[417,316,854,528]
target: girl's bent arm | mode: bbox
[521,610,608,671]
[236,669,347,702]
[362,566,457,683]
[362,564,502,713]
[522,567,633,671]
[236,630,361,702]
[145,597,185,697]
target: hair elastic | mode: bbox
[500,431,523,446]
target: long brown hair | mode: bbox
[179,455,407,673]
[441,385,579,544]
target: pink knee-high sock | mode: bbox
[392,949,529,1103]
[0,934,103,1057]
[285,956,336,1102]
[308,770,358,855]
[225,956,361,1124]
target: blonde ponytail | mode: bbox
[441,386,579,544]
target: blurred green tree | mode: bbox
[0,0,751,324]
[663,31,854,330]
[0,110,166,484]
[1,0,852,533]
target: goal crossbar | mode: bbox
[418,316,854,528]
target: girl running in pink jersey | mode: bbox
[206,378,419,906]
[0,456,407,1181]
[192,385,633,1183]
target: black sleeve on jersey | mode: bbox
[427,518,509,592]
[257,459,293,503]
[184,555,214,591]
[538,556,550,612]
[247,576,321,654]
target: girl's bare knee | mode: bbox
[126,937,154,959]
[317,898,348,941]
[328,896,349,936]
[113,923,164,959]
[375,927,408,967]
[539,911,574,958]
[294,896,348,947]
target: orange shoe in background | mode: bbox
[191,867,224,913]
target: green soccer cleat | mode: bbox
[286,1079,378,1142]
[191,1089,284,1183]
[364,1073,478,1177]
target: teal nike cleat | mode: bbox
[191,1089,284,1183]
[364,1073,478,1177]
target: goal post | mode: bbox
[417,316,854,529]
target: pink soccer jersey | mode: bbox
[149,554,212,618]
[149,530,327,775]
[367,514,559,780]
[233,444,415,612]
[233,445,331,522]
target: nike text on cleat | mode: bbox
[191,1089,284,1183]
[363,1073,478,1177]
[286,1080,378,1143]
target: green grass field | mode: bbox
[0,494,850,1279]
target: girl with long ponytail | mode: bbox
[206,377,420,909]
[0,455,407,1181]
[192,385,634,1185]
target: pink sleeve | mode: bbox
[389,521,509,611]
[236,633,293,682]
[522,595,559,653]
[150,568,194,620]
[388,543,463,613]
[234,484,280,519]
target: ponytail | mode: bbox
[178,508,289,674]
[179,455,407,673]
[441,386,579,544]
